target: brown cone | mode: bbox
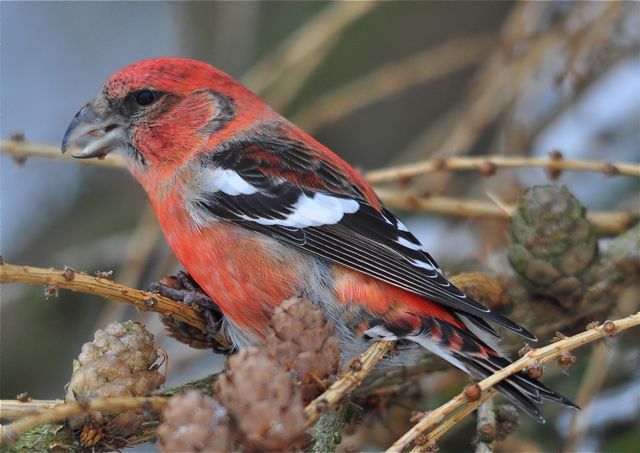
[157,390,235,453]
[65,321,165,448]
[265,297,341,402]
[216,347,306,451]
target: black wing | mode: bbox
[194,138,536,340]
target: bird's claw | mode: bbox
[149,271,220,310]
[149,272,231,353]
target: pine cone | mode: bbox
[266,297,340,402]
[508,186,598,303]
[65,321,165,448]
[216,347,305,451]
[157,391,235,453]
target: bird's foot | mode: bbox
[149,271,232,353]
[149,271,219,309]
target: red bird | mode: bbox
[62,57,576,421]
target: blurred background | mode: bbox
[1,2,638,452]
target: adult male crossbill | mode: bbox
[62,57,576,421]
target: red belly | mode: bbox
[152,193,303,337]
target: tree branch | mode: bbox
[0,338,395,448]
[375,189,637,236]
[386,312,640,452]
[0,371,223,451]
[0,397,168,445]
[2,139,636,235]
[6,138,638,182]
[0,261,235,350]
[0,400,64,421]
[366,155,640,183]
[291,32,497,132]
[304,340,395,428]
[417,389,497,453]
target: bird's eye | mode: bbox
[135,90,156,106]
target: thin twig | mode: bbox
[0,261,210,335]
[562,293,640,452]
[386,311,640,452]
[366,155,640,182]
[374,189,637,236]
[292,33,497,132]
[427,1,586,157]
[304,340,395,428]
[0,397,168,445]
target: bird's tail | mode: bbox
[374,315,580,422]
[456,353,579,422]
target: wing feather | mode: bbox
[194,135,536,340]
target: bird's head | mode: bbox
[62,58,266,172]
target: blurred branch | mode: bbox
[0,397,168,445]
[421,30,550,158]
[374,189,637,236]
[387,312,640,453]
[0,261,208,335]
[366,155,640,183]
[292,32,497,132]
[497,2,638,159]
[396,1,626,188]
[241,1,376,94]
[262,33,339,112]
[304,340,395,428]
[431,1,598,156]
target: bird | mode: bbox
[62,57,577,421]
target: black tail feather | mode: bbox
[487,355,580,409]
[458,354,580,423]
